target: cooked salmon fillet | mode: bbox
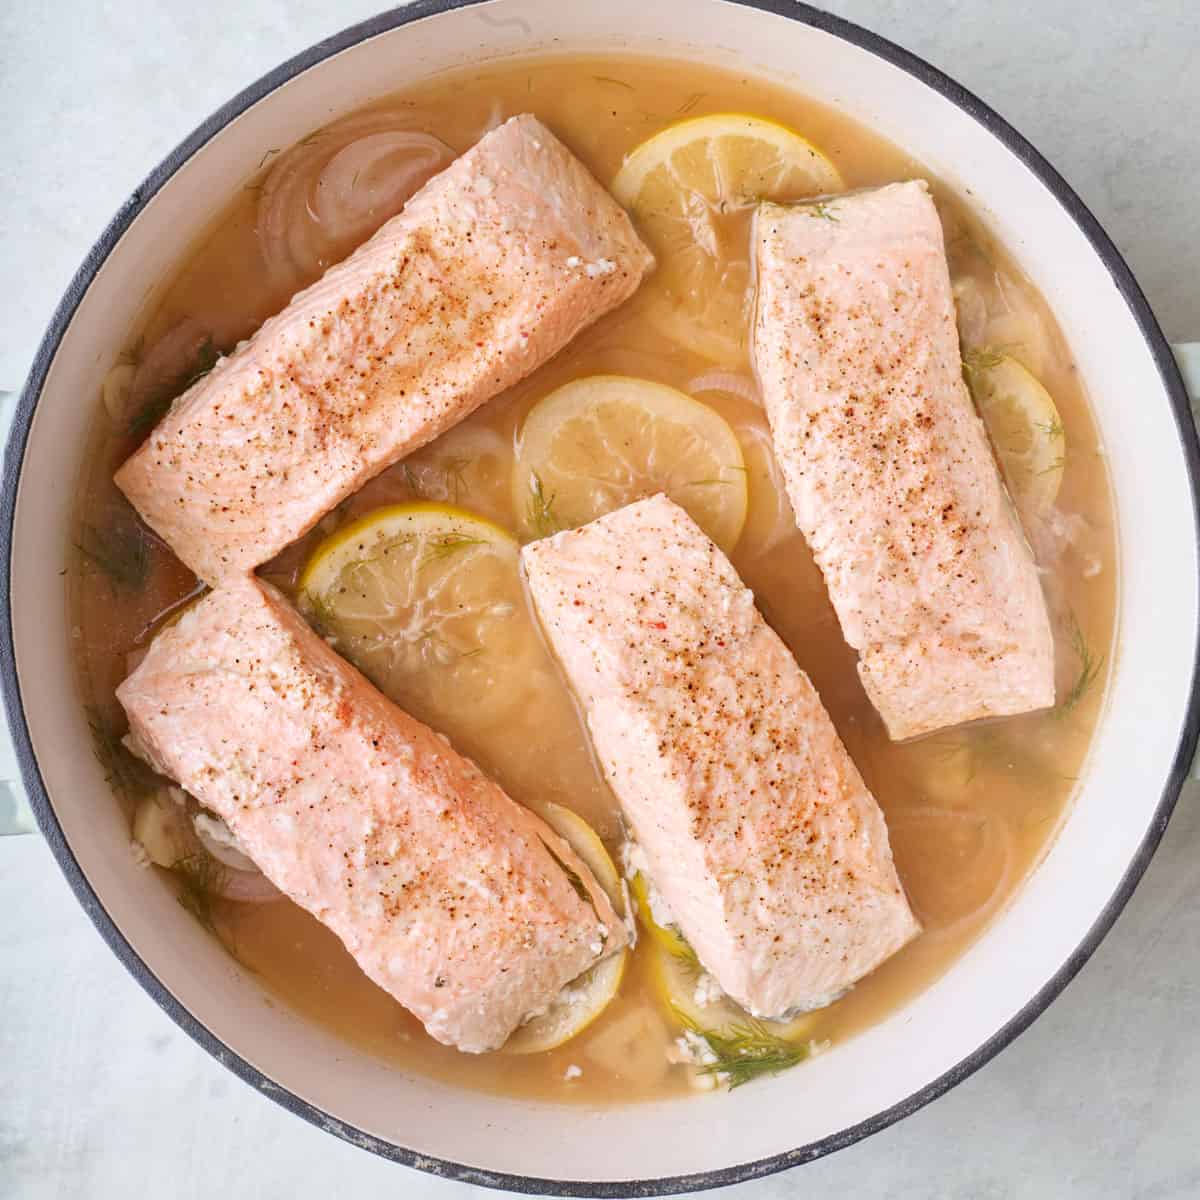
[115,114,653,586]
[752,182,1055,740]
[116,577,625,1053]
[523,495,918,1019]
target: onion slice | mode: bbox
[887,805,1014,940]
[687,371,761,406]
[256,113,455,288]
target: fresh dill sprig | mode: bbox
[419,531,487,566]
[439,456,472,504]
[917,727,1071,786]
[526,472,560,539]
[173,852,228,933]
[399,458,471,502]
[413,628,481,666]
[677,1012,811,1089]
[77,520,151,590]
[539,835,603,933]
[127,395,173,438]
[86,706,156,797]
[127,337,221,437]
[303,590,339,636]
[400,463,421,493]
[800,200,840,222]
[668,936,703,979]
[182,337,220,388]
[592,75,634,90]
[1057,612,1104,717]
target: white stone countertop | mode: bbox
[2,2,1198,1197]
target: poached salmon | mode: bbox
[523,495,918,1019]
[753,181,1055,739]
[117,576,625,1053]
[116,115,653,586]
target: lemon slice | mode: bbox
[964,350,1066,513]
[513,375,748,550]
[631,875,815,1039]
[629,871,694,962]
[504,803,628,1055]
[612,113,843,364]
[297,503,544,735]
[734,417,797,556]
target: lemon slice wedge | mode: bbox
[964,350,1066,513]
[630,871,815,1039]
[297,503,544,736]
[504,803,628,1055]
[612,113,843,364]
[513,375,748,550]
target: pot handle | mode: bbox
[3,353,1200,831]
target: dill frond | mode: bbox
[400,463,421,493]
[539,836,603,933]
[414,629,480,666]
[303,590,339,636]
[800,201,839,222]
[127,337,221,437]
[526,472,560,539]
[419,531,487,566]
[593,75,634,90]
[173,852,228,933]
[1057,612,1104,717]
[77,520,151,590]
[86,706,156,797]
[668,936,703,979]
[439,456,472,504]
[127,395,173,438]
[677,1012,811,1089]
[182,337,220,389]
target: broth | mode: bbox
[71,54,1116,1103]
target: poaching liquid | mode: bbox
[72,55,1115,1102]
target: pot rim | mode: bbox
[3,0,1198,1194]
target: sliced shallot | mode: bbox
[256,113,455,288]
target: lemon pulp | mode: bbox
[298,503,543,737]
[513,374,748,550]
[965,350,1066,513]
[612,113,843,364]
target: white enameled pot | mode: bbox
[3,2,1199,1194]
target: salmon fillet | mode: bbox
[523,495,918,1019]
[115,114,653,586]
[752,181,1055,739]
[116,577,625,1053]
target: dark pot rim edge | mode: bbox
[3,0,1197,1195]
